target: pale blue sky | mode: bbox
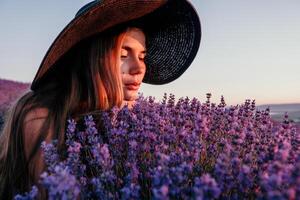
[0,0,299,105]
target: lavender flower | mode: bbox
[193,174,221,200]
[40,164,80,200]
[14,186,38,200]
[15,94,300,199]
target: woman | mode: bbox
[0,0,201,198]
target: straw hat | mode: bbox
[31,0,201,90]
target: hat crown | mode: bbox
[75,0,101,17]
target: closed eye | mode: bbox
[139,53,146,61]
[121,49,128,58]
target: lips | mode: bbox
[124,82,141,91]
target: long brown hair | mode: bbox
[0,26,127,198]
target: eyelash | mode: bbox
[120,55,145,61]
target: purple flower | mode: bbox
[40,164,80,200]
[41,140,59,172]
[66,118,77,145]
[120,183,141,200]
[193,174,221,200]
[14,186,38,200]
[15,93,300,199]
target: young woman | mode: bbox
[0,0,201,198]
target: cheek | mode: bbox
[119,60,124,73]
[120,60,129,74]
[141,65,146,78]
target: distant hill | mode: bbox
[0,78,30,111]
[0,78,30,130]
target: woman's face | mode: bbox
[120,28,146,102]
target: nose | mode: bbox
[129,57,144,75]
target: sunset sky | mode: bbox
[0,0,299,105]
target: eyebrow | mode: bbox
[122,45,147,54]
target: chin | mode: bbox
[124,96,137,102]
[124,92,138,101]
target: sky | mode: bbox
[0,0,299,105]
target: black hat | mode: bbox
[31,0,201,90]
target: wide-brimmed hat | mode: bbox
[31,0,201,90]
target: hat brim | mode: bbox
[31,0,201,90]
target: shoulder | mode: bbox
[23,107,50,139]
[23,107,49,138]
[22,107,51,160]
[24,107,49,124]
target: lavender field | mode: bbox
[14,94,300,199]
